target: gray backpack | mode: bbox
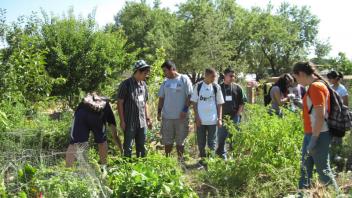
[308,80,352,137]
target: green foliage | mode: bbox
[41,9,133,106]
[108,154,198,198]
[18,164,37,184]
[176,0,233,74]
[32,168,99,198]
[0,34,54,103]
[0,110,9,131]
[115,1,181,60]
[202,104,303,197]
[116,0,322,78]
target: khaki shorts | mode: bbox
[161,117,189,146]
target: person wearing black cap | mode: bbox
[116,60,153,158]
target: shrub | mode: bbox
[107,154,198,198]
[202,104,303,197]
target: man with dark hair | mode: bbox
[157,60,193,161]
[191,68,224,165]
[117,60,153,158]
[216,68,245,160]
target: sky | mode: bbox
[1,0,351,58]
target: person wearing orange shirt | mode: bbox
[292,62,338,191]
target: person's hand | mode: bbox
[293,99,303,109]
[180,112,187,120]
[120,121,126,131]
[217,119,223,128]
[157,113,161,121]
[147,118,153,130]
[118,144,123,155]
[195,116,202,128]
[307,135,319,155]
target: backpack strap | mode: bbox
[307,79,320,115]
[197,82,203,96]
[213,84,217,95]
[213,84,217,105]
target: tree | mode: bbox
[41,9,133,105]
[0,12,55,104]
[242,3,321,78]
[114,1,180,62]
[175,0,234,83]
[0,34,54,103]
[330,52,352,75]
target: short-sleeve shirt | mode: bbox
[288,84,305,99]
[303,82,330,134]
[332,84,348,97]
[76,101,116,126]
[191,82,225,125]
[270,86,283,113]
[117,77,148,129]
[158,74,193,119]
[220,83,245,116]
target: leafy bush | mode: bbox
[32,168,100,198]
[107,154,198,198]
[202,104,303,197]
[3,164,100,198]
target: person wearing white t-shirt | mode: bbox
[191,68,224,165]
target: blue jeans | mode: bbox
[298,132,338,190]
[197,125,217,158]
[216,115,241,159]
[123,126,147,158]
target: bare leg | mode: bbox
[165,144,173,157]
[98,141,108,165]
[65,144,76,167]
[176,145,184,160]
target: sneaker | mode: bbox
[197,159,208,170]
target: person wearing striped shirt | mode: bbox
[117,60,152,158]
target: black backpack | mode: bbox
[308,80,352,137]
[263,83,273,106]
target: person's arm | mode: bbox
[117,99,126,131]
[157,82,165,121]
[145,103,152,129]
[180,76,193,119]
[217,85,224,127]
[273,88,288,106]
[217,104,223,127]
[158,97,164,121]
[236,86,245,115]
[180,96,191,119]
[237,105,244,115]
[342,95,349,106]
[191,85,201,127]
[116,81,127,131]
[109,124,123,153]
[312,105,325,137]
[193,101,201,127]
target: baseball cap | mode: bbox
[133,60,150,71]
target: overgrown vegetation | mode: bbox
[202,105,303,197]
[1,1,352,197]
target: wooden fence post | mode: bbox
[246,86,255,104]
